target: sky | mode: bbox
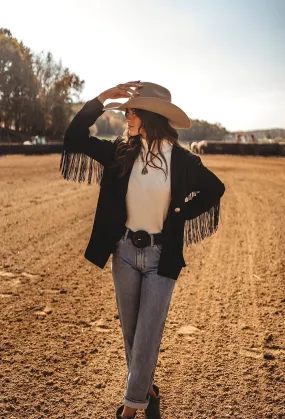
[1,0,285,131]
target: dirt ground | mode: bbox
[0,154,284,419]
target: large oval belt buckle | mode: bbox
[131,230,150,248]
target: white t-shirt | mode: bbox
[125,138,173,234]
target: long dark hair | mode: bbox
[111,108,185,179]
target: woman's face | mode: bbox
[125,108,144,137]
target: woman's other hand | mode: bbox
[98,81,143,103]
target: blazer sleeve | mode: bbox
[184,156,226,220]
[59,97,117,185]
[183,155,226,244]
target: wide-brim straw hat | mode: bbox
[102,81,191,129]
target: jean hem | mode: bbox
[123,395,150,409]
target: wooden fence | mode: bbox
[192,141,285,156]
[0,142,284,156]
[0,144,63,156]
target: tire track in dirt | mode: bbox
[0,154,284,418]
[162,186,243,418]
[150,157,284,418]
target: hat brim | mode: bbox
[102,97,191,129]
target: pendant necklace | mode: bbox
[140,149,149,175]
[140,138,167,175]
[140,138,162,175]
[140,144,160,175]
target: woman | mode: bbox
[60,81,226,419]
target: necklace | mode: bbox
[140,149,149,175]
[139,139,171,175]
[139,139,161,175]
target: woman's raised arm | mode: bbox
[59,81,142,184]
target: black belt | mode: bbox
[123,227,163,248]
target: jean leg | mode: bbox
[111,239,142,370]
[123,269,175,409]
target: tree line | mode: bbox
[0,28,228,143]
[0,28,84,140]
[72,102,229,143]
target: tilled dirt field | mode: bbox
[0,154,284,419]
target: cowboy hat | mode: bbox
[102,81,191,129]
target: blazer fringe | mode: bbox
[59,150,222,245]
[59,149,104,185]
[184,199,221,246]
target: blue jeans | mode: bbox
[111,228,176,409]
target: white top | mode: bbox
[125,138,173,234]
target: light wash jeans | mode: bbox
[111,228,176,409]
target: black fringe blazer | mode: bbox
[60,97,226,280]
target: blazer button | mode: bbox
[174,207,181,213]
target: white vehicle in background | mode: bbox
[32,135,47,145]
[23,135,48,146]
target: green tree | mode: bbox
[32,51,84,138]
[0,28,36,132]
[0,28,84,140]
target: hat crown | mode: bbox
[137,82,171,103]
[102,81,190,128]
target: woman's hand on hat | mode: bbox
[98,81,143,103]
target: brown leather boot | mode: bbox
[144,384,161,419]
[116,404,137,419]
